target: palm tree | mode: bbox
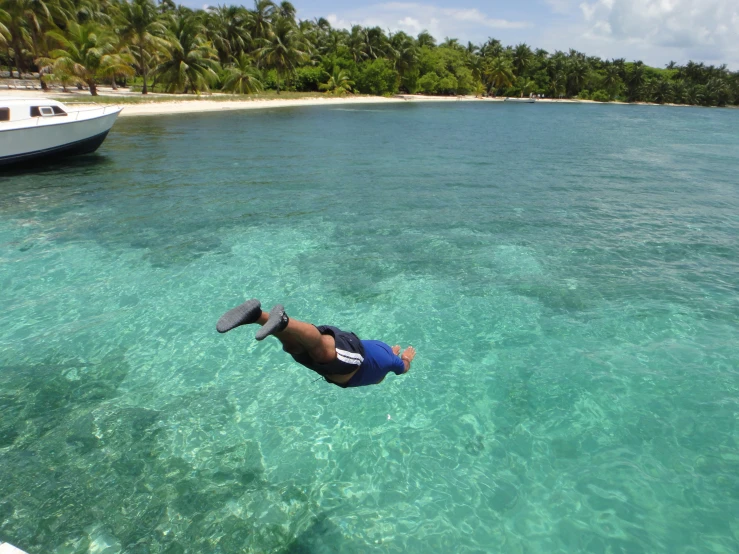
[315,16,330,32]
[611,57,626,80]
[361,26,389,60]
[348,25,368,63]
[730,79,739,106]
[440,37,461,50]
[221,52,263,93]
[684,60,703,83]
[480,37,502,58]
[520,78,535,98]
[98,45,136,91]
[155,12,219,93]
[44,21,128,95]
[683,84,702,105]
[671,79,686,104]
[3,0,54,77]
[603,63,622,98]
[69,0,114,25]
[653,79,673,103]
[550,71,566,98]
[249,0,274,43]
[512,42,533,75]
[483,56,514,96]
[319,65,353,95]
[118,0,168,94]
[390,31,417,78]
[626,61,646,101]
[639,79,656,103]
[566,58,588,96]
[466,52,484,84]
[255,16,308,93]
[0,8,10,47]
[207,5,251,64]
[158,0,176,14]
[416,30,435,48]
[705,77,729,106]
[306,16,329,49]
[319,28,343,58]
[276,1,295,20]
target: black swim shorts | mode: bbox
[290,325,365,376]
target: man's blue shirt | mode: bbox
[360,340,405,375]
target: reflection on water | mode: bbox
[1,152,115,178]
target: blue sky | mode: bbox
[188,0,739,69]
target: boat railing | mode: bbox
[70,105,121,119]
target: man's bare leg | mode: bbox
[217,300,336,363]
[256,305,337,364]
[253,311,305,354]
[217,300,307,356]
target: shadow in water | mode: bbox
[0,153,114,179]
[283,512,361,554]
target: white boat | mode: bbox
[0,542,29,554]
[504,97,536,103]
[0,98,122,167]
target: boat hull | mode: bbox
[0,109,120,168]
[0,129,112,167]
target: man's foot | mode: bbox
[255,304,290,341]
[400,346,416,373]
[392,345,401,356]
[216,299,261,333]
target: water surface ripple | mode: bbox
[1,103,738,553]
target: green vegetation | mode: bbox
[2,0,738,106]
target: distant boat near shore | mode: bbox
[0,98,121,167]
[504,97,537,103]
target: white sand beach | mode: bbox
[0,86,586,117]
[116,95,409,117]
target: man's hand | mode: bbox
[399,346,416,373]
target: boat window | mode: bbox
[0,108,9,122]
[31,106,67,117]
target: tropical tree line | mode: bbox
[1,0,738,106]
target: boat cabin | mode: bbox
[0,98,69,123]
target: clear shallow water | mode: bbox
[1,103,738,553]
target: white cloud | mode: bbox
[579,0,739,59]
[323,2,530,44]
[315,0,738,68]
[544,0,579,14]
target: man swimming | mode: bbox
[216,299,416,388]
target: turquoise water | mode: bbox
[1,102,738,553]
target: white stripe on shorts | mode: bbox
[336,349,364,365]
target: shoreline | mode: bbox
[90,97,728,117]
[0,88,726,117]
